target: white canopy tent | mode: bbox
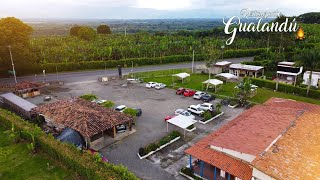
[216,73,238,80]
[167,115,197,138]
[202,79,223,92]
[172,72,190,84]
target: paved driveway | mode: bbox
[25,81,245,180]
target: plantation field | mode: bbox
[0,126,76,180]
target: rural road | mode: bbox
[0,57,253,84]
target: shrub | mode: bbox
[203,111,213,121]
[148,143,160,152]
[79,94,98,101]
[101,101,115,108]
[186,124,194,130]
[138,148,146,156]
[180,167,202,180]
[123,108,138,117]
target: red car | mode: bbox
[164,115,176,121]
[183,89,196,97]
[176,88,185,95]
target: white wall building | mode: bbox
[303,71,320,88]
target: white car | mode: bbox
[96,100,107,104]
[146,82,157,88]
[155,83,166,90]
[193,91,206,100]
[115,105,127,112]
[188,105,205,116]
[198,103,214,111]
[174,109,195,119]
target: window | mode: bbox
[220,170,225,178]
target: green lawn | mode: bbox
[0,126,76,180]
[143,72,320,105]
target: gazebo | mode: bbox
[166,115,197,138]
[202,79,223,92]
[172,72,190,84]
[216,73,238,81]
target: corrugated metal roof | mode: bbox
[0,92,37,111]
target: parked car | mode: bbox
[174,109,195,119]
[188,105,205,116]
[133,108,142,117]
[146,82,157,88]
[202,94,216,102]
[193,91,206,100]
[115,105,127,112]
[164,115,176,121]
[155,83,166,90]
[96,99,107,104]
[183,89,196,97]
[176,88,186,95]
[198,103,214,111]
[43,96,52,101]
[116,124,127,133]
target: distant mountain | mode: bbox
[297,12,320,24]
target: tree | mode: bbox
[294,48,320,96]
[0,17,33,46]
[235,78,253,104]
[0,17,34,75]
[78,27,96,41]
[69,26,81,36]
[97,24,112,34]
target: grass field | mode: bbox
[142,70,320,105]
[0,126,76,180]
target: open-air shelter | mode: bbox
[216,73,238,81]
[166,115,197,138]
[202,79,223,92]
[172,72,190,84]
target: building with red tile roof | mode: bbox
[184,98,320,180]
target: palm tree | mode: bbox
[294,48,320,96]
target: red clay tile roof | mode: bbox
[15,81,44,91]
[264,97,320,114]
[185,114,254,180]
[209,105,302,156]
[185,97,320,180]
[32,98,133,138]
[252,112,320,180]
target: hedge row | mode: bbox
[251,78,320,99]
[4,48,266,77]
[0,109,138,180]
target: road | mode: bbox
[0,57,252,84]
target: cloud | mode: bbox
[0,0,319,18]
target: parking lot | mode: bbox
[26,80,245,180]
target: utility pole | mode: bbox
[56,65,59,81]
[43,70,46,83]
[192,50,195,73]
[8,45,17,84]
[131,61,134,78]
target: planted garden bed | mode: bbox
[138,131,181,159]
[228,99,239,108]
[199,111,224,124]
[179,167,203,180]
[185,124,196,132]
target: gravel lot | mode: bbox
[26,80,245,180]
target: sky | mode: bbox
[0,0,319,19]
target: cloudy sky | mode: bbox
[1,0,319,19]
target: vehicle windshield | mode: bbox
[183,111,191,116]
